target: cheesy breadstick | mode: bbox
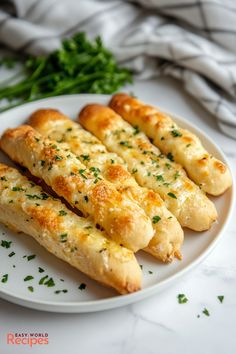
[110,93,232,196]
[0,126,153,252]
[0,163,141,294]
[78,104,217,232]
[28,109,184,262]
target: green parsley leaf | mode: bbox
[133,126,140,135]
[28,286,34,292]
[79,169,87,179]
[167,152,174,162]
[38,267,45,273]
[27,255,36,261]
[60,233,68,243]
[78,283,86,290]
[119,141,132,148]
[1,274,8,283]
[24,275,34,281]
[171,129,182,137]
[44,277,55,287]
[1,240,12,249]
[58,210,67,216]
[168,192,177,199]
[8,251,15,257]
[152,216,161,224]
[202,308,210,316]
[80,154,90,161]
[218,295,224,303]
[177,294,188,304]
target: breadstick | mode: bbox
[110,93,232,196]
[0,126,153,252]
[0,163,141,294]
[79,104,217,232]
[28,109,184,262]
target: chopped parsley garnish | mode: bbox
[54,155,63,161]
[1,240,12,249]
[1,274,8,283]
[147,172,151,177]
[59,210,67,216]
[79,169,87,179]
[8,251,15,257]
[165,163,171,169]
[78,283,86,290]
[167,152,174,162]
[132,168,138,174]
[38,267,45,273]
[186,144,191,148]
[0,176,7,181]
[174,171,180,180]
[171,129,182,137]
[40,160,45,166]
[44,277,55,287]
[177,294,188,304]
[133,125,140,135]
[202,308,210,316]
[62,289,68,293]
[24,275,34,281]
[156,175,164,182]
[39,275,49,285]
[8,200,13,203]
[110,159,115,164]
[27,254,36,261]
[66,127,72,132]
[84,196,89,203]
[218,295,224,303]
[28,286,34,292]
[80,154,90,161]
[152,215,161,224]
[60,233,68,243]
[148,270,153,274]
[119,141,132,148]
[89,167,100,176]
[161,136,165,141]
[54,290,61,294]
[12,186,24,192]
[168,192,177,199]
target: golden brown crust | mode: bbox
[29,108,183,262]
[78,104,217,232]
[109,93,232,196]
[0,125,153,252]
[0,163,142,294]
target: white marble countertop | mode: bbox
[0,76,235,354]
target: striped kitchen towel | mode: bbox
[0,0,236,138]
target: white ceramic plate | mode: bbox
[0,95,234,313]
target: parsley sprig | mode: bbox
[0,33,132,112]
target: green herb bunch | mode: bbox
[0,32,132,111]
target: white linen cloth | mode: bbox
[0,0,236,138]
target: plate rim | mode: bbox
[0,94,234,313]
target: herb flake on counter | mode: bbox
[78,283,86,290]
[1,274,8,283]
[177,294,188,304]
[38,267,45,273]
[39,275,49,285]
[45,277,55,287]
[218,295,224,303]
[24,275,34,282]
[1,240,12,248]
[27,254,36,261]
[28,286,34,292]
[8,251,15,257]
[202,308,210,316]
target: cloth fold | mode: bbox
[0,0,236,138]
